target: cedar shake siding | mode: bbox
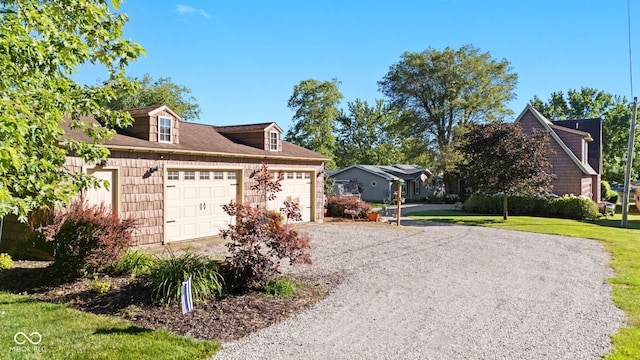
[0,105,327,250]
[69,153,324,246]
[515,105,601,202]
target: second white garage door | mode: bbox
[165,170,238,242]
[269,171,313,222]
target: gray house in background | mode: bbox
[329,164,431,202]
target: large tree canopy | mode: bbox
[334,99,408,168]
[458,123,553,220]
[0,0,143,220]
[286,78,343,168]
[379,45,518,178]
[102,73,201,120]
[530,87,639,183]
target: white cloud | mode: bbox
[176,4,210,19]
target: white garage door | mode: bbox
[85,168,117,214]
[269,171,313,222]
[165,170,238,242]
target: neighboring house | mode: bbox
[329,164,431,202]
[1,105,328,249]
[515,105,602,202]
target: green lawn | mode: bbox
[409,210,640,359]
[0,292,220,360]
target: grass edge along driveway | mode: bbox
[409,210,640,360]
[0,292,220,360]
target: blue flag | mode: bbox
[181,276,193,314]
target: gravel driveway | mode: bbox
[214,222,624,359]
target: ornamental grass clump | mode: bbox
[110,249,155,278]
[147,250,224,306]
[262,277,297,297]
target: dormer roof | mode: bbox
[215,122,283,134]
[126,104,182,121]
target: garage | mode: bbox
[165,169,239,242]
[269,171,313,222]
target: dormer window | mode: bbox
[269,131,279,151]
[159,117,172,143]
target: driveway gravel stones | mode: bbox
[214,222,624,359]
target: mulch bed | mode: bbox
[0,260,342,342]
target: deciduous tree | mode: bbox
[334,99,407,168]
[379,45,517,190]
[530,87,639,183]
[286,78,343,168]
[457,123,553,220]
[0,0,143,220]
[102,73,201,120]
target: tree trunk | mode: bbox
[503,193,508,220]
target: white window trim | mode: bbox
[158,116,172,143]
[269,131,279,151]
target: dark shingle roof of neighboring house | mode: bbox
[61,109,328,161]
[331,164,431,181]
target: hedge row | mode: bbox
[462,193,601,220]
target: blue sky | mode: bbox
[76,1,637,131]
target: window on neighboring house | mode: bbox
[158,117,172,143]
[582,140,588,164]
[414,180,420,194]
[269,131,279,151]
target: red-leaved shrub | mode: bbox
[221,201,312,290]
[35,200,136,278]
[220,158,312,291]
[326,196,371,218]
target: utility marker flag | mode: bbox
[181,276,194,314]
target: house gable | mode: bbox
[126,105,181,144]
[515,105,597,176]
[515,105,601,201]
